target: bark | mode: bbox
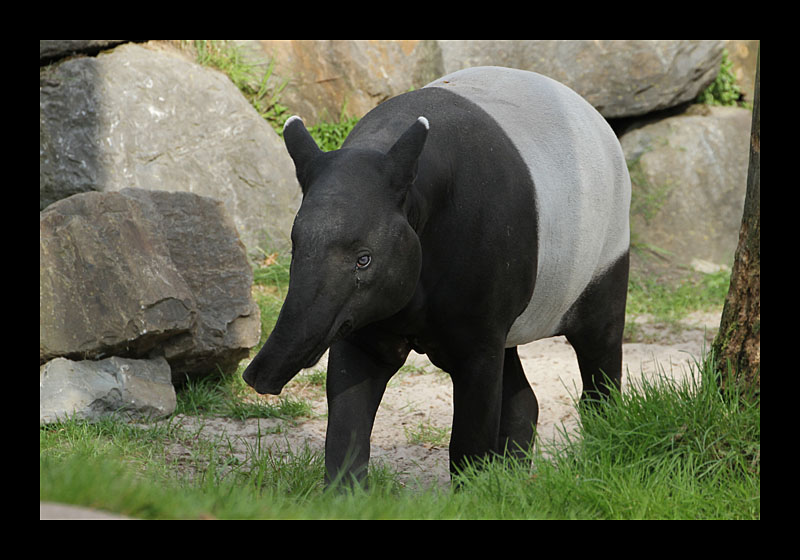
[712,45,760,395]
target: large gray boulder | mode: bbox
[39,42,300,253]
[129,189,262,380]
[437,40,724,118]
[39,190,195,363]
[40,356,175,424]
[621,105,753,267]
[40,189,261,383]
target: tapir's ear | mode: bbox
[283,115,322,191]
[387,116,429,186]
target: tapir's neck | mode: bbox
[403,181,428,234]
[402,151,450,237]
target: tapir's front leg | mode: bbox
[324,332,409,487]
[447,341,506,477]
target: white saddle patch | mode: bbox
[426,67,631,346]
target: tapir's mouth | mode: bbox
[303,318,353,368]
[303,346,328,369]
[244,316,357,395]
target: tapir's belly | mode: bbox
[426,67,631,347]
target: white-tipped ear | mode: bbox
[387,116,430,187]
[283,115,303,133]
[283,115,322,193]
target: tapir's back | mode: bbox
[424,67,631,345]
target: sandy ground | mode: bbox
[164,310,721,490]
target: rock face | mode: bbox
[241,40,724,124]
[239,40,442,127]
[40,189,261,384]
[40,356,175,424]
[437,40,725,118]
[39,190,195,363]
[621,105,753,267]
[39,42,300,253]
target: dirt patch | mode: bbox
[163,311,720,490]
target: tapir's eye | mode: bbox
[356,254,372,269]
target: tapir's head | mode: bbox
[243,115,429,394]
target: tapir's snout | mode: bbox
[243,374,282,395]
[242,329,328,395]
[242,284,355,395]
[243,318,353,395]
[242,358,289,395]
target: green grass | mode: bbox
[40,350,759,519]
[539,359,759,519]
[404,420,451,447]
[175,372,312,421]
[627,269,730,323]
[624,268,730,343]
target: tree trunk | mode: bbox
[712,45,760,395]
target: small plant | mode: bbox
[404,420,451,447]
[308,111,360,151]
[192,40,290,130]
[697,49,746,107]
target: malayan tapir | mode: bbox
[243,66,631,486]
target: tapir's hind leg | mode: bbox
[564,252,630,405]
[499,347,538,460]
